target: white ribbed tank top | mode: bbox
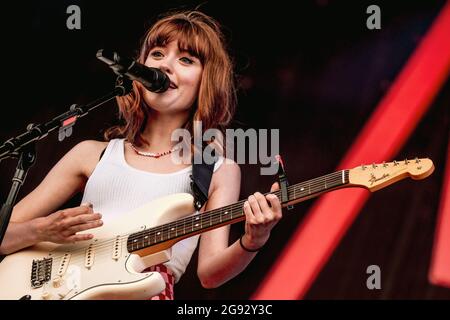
[81,138,223,282]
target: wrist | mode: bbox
[239,234,266,252]
[30,218,45,243]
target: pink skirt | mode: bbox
[145,264,175,300]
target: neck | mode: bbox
[141,110,190,151]
[127,169,350,255]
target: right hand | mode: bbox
[33,203,103,244]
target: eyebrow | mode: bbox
[151,46,197,56]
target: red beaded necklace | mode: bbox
[130,143,181,159]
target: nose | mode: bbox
[158,61,173,75]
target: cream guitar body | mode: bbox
[0,193,195,300]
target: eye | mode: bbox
[180,57,194,65]
[150,50,164,58]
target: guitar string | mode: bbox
[49,172,346,263]
[38,160,421,262]
[50,172,346,264]
[49,172,346,264]
[125,171,345,242]
[127,171,346,239]
[51,180,345,266]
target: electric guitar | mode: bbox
[0,158,434,300]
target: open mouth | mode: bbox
[169,82,177,89]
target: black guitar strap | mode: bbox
[190,149,217,211]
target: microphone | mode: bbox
[96,49,170,93]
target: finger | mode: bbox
[64,220,103,235]
[243,201,256,224]
[57,206,94,220]
[266,194,282,219]
[81,202,94,209]
[64,212,102,228]
[270,182,280,192]
[65,233,94,243]
[248,195,264,223]
[254,192,272,221]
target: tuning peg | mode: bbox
[394,160,399,166]
[404,159,410,164]
[382,161,388,168]
[415,157,421,164]
[361,164,367,170]
[372,163,377,169]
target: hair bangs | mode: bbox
[146,19,210,63]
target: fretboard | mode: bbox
[127,170,349,252]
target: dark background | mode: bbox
[0,0,449,299]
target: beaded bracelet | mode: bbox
[239,235,264,252]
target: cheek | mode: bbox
[193,71,203,93]
[181,70,202,95]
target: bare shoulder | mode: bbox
[66,140,109,177]
[210,158,241,194]
[71,140,108,154]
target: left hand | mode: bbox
[242,182,282,250]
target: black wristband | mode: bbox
[239,235,263,252]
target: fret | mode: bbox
[139,235,144,250]
[169,224,175,240]
[193,215,200,231]
[125,171,355,254]
[144,232,150,247]
[157,229,162,242]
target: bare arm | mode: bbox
[0,140,106,255]
[197,160,282,288]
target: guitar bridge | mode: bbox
[31,257,53,288]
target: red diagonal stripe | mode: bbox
[253,2,450,299]
[429,141,450,288]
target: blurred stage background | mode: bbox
[0,0,449,299]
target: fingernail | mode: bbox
[81,202,93,208]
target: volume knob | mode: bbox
[52,276,62,288]
[41,292,51,300]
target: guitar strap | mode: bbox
[190,147,217,211]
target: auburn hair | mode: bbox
[104,10,236,149]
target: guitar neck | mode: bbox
[127,170,349,254]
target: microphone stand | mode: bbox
[0,76,132,247]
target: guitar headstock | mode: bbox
[348,158,434,192]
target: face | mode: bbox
[142,40,203,115]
